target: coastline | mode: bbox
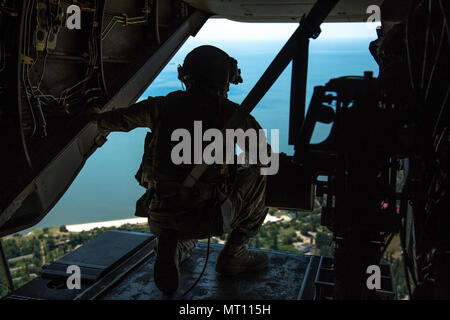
[21,213,287,236]
[64,217,148,232]
[22,217,149,236]
[63,214,286,233]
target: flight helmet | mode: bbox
[177,45,243,91]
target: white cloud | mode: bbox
[193,18,378,41]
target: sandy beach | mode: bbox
[65,217,148,232]
[61,213,287,233]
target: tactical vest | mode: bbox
[135,90,238,188]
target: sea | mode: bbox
[22,25,380,234]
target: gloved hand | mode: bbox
[83,107,109,135]
[85,107,102,123]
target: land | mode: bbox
[0,205,407,299]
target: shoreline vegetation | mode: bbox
[0,206,407,299]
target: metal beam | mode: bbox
[289,36,309,145]
[228,0,340,128]
[0,10,209,236]
[104,10,208,110]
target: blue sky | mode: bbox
[193,19,379,41]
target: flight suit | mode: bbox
[94,90,268,260]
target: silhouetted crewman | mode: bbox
[90,45,269,293]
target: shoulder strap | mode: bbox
[182,105,250,188]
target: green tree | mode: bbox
[300,224,311,236]
[315,231,333,256]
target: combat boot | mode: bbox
[154,229,180,294]
[154,231,196,294]
[215,229,269,275]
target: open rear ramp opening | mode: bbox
[3,230,317,300]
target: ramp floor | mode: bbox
[4,232,314,300]
[101,242,311,300]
